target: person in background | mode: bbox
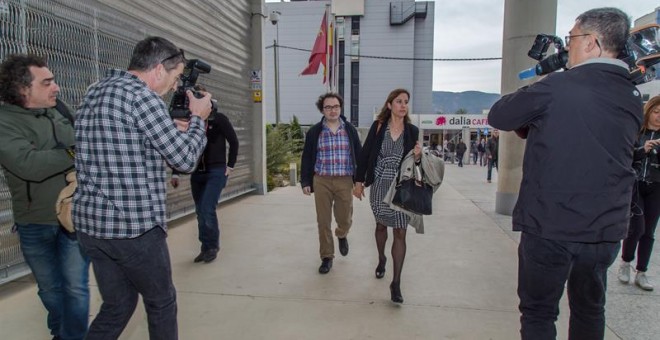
[470,140,478,165]
[489,8,642,339]
[0,53,90,340]
[485,130,499,182]
[354,88,421,304]
[456,138,467,167]
[618,95,660,291]
[478,137,486,166]
[73,36,212,340]
[171,84,239,264]
[300,92,361,274]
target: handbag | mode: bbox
[392,177,433,215]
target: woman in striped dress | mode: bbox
[354,88,421,303]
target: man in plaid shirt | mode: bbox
[73,36,212,340]
[300,93,361,274]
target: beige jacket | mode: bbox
[383,149,445,233]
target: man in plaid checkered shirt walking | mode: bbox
[73,36,212,340]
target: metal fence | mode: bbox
[0,0,258,284]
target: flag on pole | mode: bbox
[325,20,334,86]
[300,11,328,78]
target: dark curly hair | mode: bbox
[315,92,343,113]
[0,54,47,107]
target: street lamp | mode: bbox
[270,11,281,125]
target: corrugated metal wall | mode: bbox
[0,0,258,284]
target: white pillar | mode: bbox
[496,0,558,214]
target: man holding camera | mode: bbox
[171,85,239,264]
[0,54,90,340]
[73,36,212,339]
[489,8,642,340]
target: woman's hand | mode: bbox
[644,139,660,153]
[414,141,422,161]
[353,182,365,200]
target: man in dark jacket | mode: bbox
[171,85,239,264]
[456,139,467,167]
[0,54,90,340]
[301,93,361,274]
[488,8,642,340]
[485,130,499,182]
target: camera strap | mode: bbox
[55,99,75,125]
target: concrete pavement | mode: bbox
[0,163,658,339]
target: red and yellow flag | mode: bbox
[300,11,328,77]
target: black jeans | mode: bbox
[78,228,177,340]
[518,232,619,340]
[622,181,660,272]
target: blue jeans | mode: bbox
[16,224,90,340]
[191,166,228,251]
[487,158,498,181]
[78,227,177,340]
[518,232,619,340]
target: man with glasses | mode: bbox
[301,93,361,274]
[489,8,642,340]
[0,54,90,340]
[73,36,212,339]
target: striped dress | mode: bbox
[369,125,410,229]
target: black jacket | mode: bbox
[486,137,498,160]
[355,120,419,187]
[300,116,361,192]
[177,113,238,174]
[488,60,643,243]
[633,129,660,183]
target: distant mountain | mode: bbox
[433,91,500,114]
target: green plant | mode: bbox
[266,120,304,191]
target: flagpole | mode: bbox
[325,4,330,92]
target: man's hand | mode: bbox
[173,119,190,132]
[225,167,233,176]
[302,186,312,196]
[187,90,212,121]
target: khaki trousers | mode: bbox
[313,175,354,259]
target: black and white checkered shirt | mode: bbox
[73,69,207,239]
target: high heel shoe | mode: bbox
[390,281,403,303]
[375,257,386,279]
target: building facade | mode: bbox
[264,0,434,126]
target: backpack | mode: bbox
[55,171,76,232]
[53,99,76,232]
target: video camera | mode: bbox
[519,24,660,85]
[169,58,218,120]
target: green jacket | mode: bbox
[0,103,74,225]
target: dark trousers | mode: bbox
[518,232,619,340]
[487,158,498,180]
[191,166,228,251]
[457,152,465,167]
[78,228,177,340]
[622,181,660,272]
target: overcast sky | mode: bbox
[434,0,659,93]
[265,0,658,94]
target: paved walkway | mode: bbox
[0,163,658,339]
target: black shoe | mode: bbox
[338,237,349,256]
[375,257,386,279]
[390,281,403,303]
[318,258,333,274]
[203,248,218,263]
[194,251,205,263]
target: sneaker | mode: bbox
[318,258,333,274]
[618,261,631,283]
[635,271,654,291]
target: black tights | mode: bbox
[375,223,407,283]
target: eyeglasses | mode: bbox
[160,49,185,65]
[323,105,341,111]
[564,34,590,46]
